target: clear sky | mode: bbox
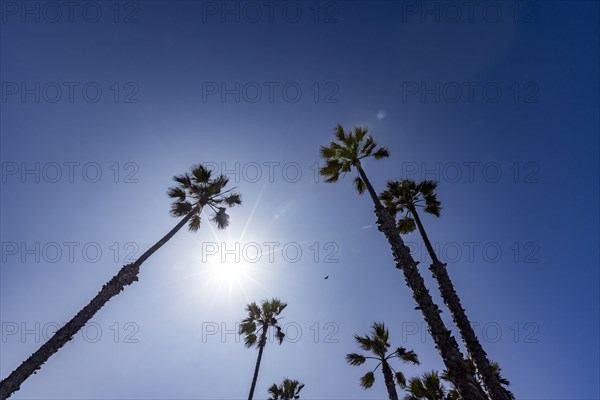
[1,1,598,399]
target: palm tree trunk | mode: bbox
[409,205,509,400]
[0,206,200,400]
[381,361,399,400]
[353,162,486,400]
[248,327,267,400]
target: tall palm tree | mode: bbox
[0,164,241,400]
[346,322,420,400]
[380,179,511,400]
[319,125,485,400]
[267,378,305,400]
[404,371,450,400]
[239,298,287,400]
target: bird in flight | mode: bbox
[324,276,329,280]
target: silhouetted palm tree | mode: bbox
[319,125,485,400]
[239,298,287,400]
[404,371,449,400]
[346,322,420,400]
[267,378,305,400]
[380,179,511,400]
[443,359,514,400]
[0,164,241,400]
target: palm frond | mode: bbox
[167,186,186,201]
[373,147,390,159]
[333,124,347,143]
[490,360,511,386]
[395,371,407,389]
[379,187,395,204]
[360,371,375,389]
[354,126,368,144]
[246,303,261,320]
[243,333,257,348]
[395,347,420,365]
[173,173,192,188]
[319,159,342,182]
[267,383,281,399]
[170,201,193,217]
[406,376,427,398]
[270,298,288,315]
[294,383,305,399]
[418,180,438,196]
[275,326,285,345]
[212,174,229,191]
[320,145,338,159]
[423,199,441,217]
[211,207,230,229]
[222,193,242,207]
[191,164,212,183]
[354,176,366,194]
[397,216,417,234]
[360,135,376,156]
[188,214,201,231]
[239,320,257,336]
[346,353,366,366]
[354,334,374,352]
[372,322,389,343]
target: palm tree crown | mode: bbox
[346,322,420,392]
[442,359,514,400]
[168,163,241,230]
[319,124,389,194]
[239,298,287,348]
[380,179,441,234]
[268,379,305,400]
[404,371,449,400]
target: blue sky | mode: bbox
[1,1,598,399]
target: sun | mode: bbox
[207,256,248,291]
[191,236,266,306]
[182,189,273,308]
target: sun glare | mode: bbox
[208,255,247,290]
[178,189,273,310]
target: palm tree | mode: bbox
[380,179,511,400]
[404,371,449,400]
[346,322,420,400]
[267,378,305,400]
[319,125,485,400]
[443,359,514,400]
[239,298,287,400]
[0,164,241,400]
